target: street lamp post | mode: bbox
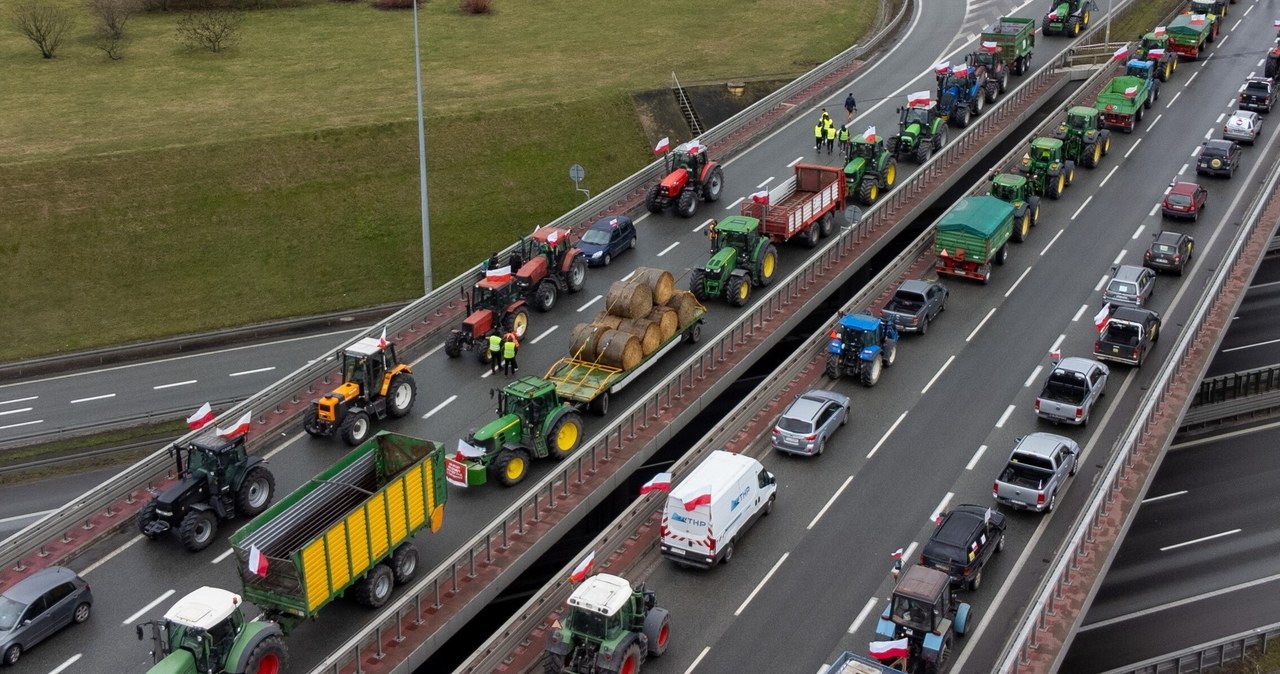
[1105,0,1113,46]
[412,0,433,293]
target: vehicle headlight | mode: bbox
[592,251,602,258]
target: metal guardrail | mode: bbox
[1103,622,1280,674]
[1180,364,1280,428]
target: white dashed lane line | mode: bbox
[725,197,745,211]
[1146,114,1162,132]
[1125,137,1142,158]
[788,156,805,167]
[757,177,774,189]
[212,548,235,564]
[847,598,881,635]
[1132,224,1145,240]
[995,404,1016,429]
[0,407,32,417]
[1094,275,1109,292]
[966,307,997,343]
[0,396,37,406]
[1165,90,1181,108]
[577,295,602,312]
[1040,229,1064,256]
[1070,195,1093,220]
[123,590,176,625]
[70,393,115,404]
[0,420,44,431]
[929,492,954,524]
[530,325,559,344]
[966,445,988,471]
[867,411,908,459]
[1113,250,1126,265]
[921,355,955,395]
[1160,529,1240,552]
[1072,304,1089,322]
[154,380,197,390]
[422,395,458,419]
[49,654,82,674]
[1142,490,1187,504]
[1024,365,1044,388]
[658,242,680,256]
[229,366,275,377]
[1099,165,1119,187]
[693,218,714,232]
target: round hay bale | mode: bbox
[605,280,654,319]
[596,329,643,370]
[592,312,623,331]
[617,318,662,356]
[665,290,699,327]
[569,323,607,361]
[633,267,676,305]
[646,306,678,341]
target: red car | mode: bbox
[1162,181,1207,221]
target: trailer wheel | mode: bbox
[589,391,610,416]
[236,466,276,518]
[244,634,288,674]
[818,212,835,238]
[392,544,419,584]
[179,509,218,552]
[339,410,371,446]
[995,244,1009,266]
[643,607,671,656]
[685,322,702,344]
[354,564,396,608]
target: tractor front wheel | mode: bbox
[244,635,288,674]
[546,410,585,460]
[915,141,933,164]
[727,275,751,307]
[1101,131,1112,155]
[882,158,898,188]
[340,410,371,446]
[534,281,558,312]
[1049,171,1064,200]
[857,177,879,205]
[179,509,218,552]
[883,340,898,368]
[387,373,417,418]
[689,269,709,301]
[703,166,725,202]
[589,391,610,416]
[493,448,532,487]
[1029,196,1042,225]
[505,307,531,338]
[444,332,464,358]
[302,407,325,437]
[236,466,276,517]
[1065,160,1076,185]
[645,184,665,213]
[567,255,587,292]
[676,189,698,217]
[755,244,779,287]
[137,499,160,539]
[1082,143,1098,169]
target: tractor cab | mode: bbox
[1139,33,1168,53]
[710,216,759,260]
[494,377,558,430]
[1125,59,1154,80]
[660,140,708,192]
[829,313,882,356]
[561,574,652,644]
[848,137,880,160]
[1022,137,1064,174]
[174,433,245,482]
[990,173,1028,203]
[1062,106,1098,133]
[138,587,246,669]
[966,50,998,71]
[888,566,956,636]
[900,102,936,128]
[338,338,398,399]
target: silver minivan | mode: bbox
[0,566,93,665]
[771,389,850,456]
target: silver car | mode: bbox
[771,389,850,456]
[1223,110,1261,145]
[1103,265,1156,308]
[0,566,92,665]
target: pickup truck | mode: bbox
[919,504,1007,591]
[1093,306,1161,366]
[1034,356,1109,426]
[993,432,1079,513]
[1238,77,1277,113]
[881,279,948,335]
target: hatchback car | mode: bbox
[0,566,92,665]
[1144,230,1195,275]
[1223,110,1262,145]
[1104,264,1156,308]
[1196,139,1241,178]
[578,215,636,267]
[1161,181,1207,221]
[771,389,850,456]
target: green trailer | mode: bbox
[934,195,1015,284]
[1096,70,1154,133]
[1167,12,1218,60]
[980,16,1036,75]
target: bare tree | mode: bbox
[175,9,243,52]
[87,0,140,39]
[10,1,75,59]
[95,33,129,59]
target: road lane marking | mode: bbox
[1148,203,1160,217]
[1072,304,1088,322]
[212,548,235,564]
[848,597,881,635]
[757,177,774,189]
[0,396,37,406]
[867,412,907,459]
[1145,114,1162,132]
[620,271,635,282]
[1142,490,1187,504]
[422,395,458,420]
[788,156,805,167]
[0,407,32,417]
[1244,4,1253,16]
[694,218,714,232]
[1023,366,1043,388]
[0,509,54,525]
[1112,250,1125,265]
[1125,137,1142,158]
[1165,90,1181,108]
[684,647,712,674]
[808,475,854,530]
[1203,128,1212,140]
[69,393,115,404]
[966,307,996,343]
[966,445,988,471]
[1177,162,1188,176]
[921,356,955,395]
[929,492,954,523]
[1191,145,1200,157]
[657,242,680,256]
[734,553,788,616]
[1187,71,1200,86]
[577,295,602,312]
[1160,529,1241,552]
[1223,337,1280,353]
[1217,34,1229,47]
[1004,267,1031,298]
[153,380,197,390]
[1215,112,1225,124]
[1094,275,1109,292]
[1080,570,1280,632]
[1099,165,1119,187]
[725,197,745,210]
[49,654,82,674]
[481,369,494,378]
[530,325,559,344]
[123,590,176,625]
[1131,224,1145,240]
[1070,195,1093,220]
[1050,333,1066,353]
[1040,229,1064,256]
[229,367,275,377]
[0,419,43,430]
[409,343,444,367]
[995,404,1016,429]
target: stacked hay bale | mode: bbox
[569,267,694,370]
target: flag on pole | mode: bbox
[869,638,910,660]
[907,90,931,107]
[485,265,512,283]
[952,64,970,77]
[569,552,595,583]
[640,472,672,495]
[1113,46,1129,61]
[216,411,252,439]
[186,402,215,430]
[547,228,561,245]
[863,126,877,143]
[1189,14,1206,26]
[981,40,999,53]
[1153,26,1166,37]
[1148,48,1165,59]
[1094,303,1112,332]
[1050,349,1061,362]
[1123,86,1139,98]
[248,544,269,578]
[750,190,769,205]
[890,547,905,559]
[683,486,713,511]
[653,137,670,155]
[934,61,950,75]
[378,327,389,349]
[685,140,705,155]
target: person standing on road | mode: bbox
[844,92,858,122]
[502,334,520,376]
[824,122,837,155]
[488,333,503,374]
[814,120,826,153]
[837,124,851,157]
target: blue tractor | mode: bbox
[936,66,987,128]
[825,312,899,387]
[873,565,971,674]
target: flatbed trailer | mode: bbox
[739,164,845,247]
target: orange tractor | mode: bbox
[646,140,725,218]
[302,336,417,445]
[444,275,532,364]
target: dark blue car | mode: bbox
[579,215,637,267]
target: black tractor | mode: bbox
[137,431,276,552]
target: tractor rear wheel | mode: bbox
[643,607,672,656]
[861,357,883,387]
[340,410,371,446]
[546,410,584,460]
[444,332,464,358]
[676,189,698,217]
[825,355,841,379]
[137,499,160,539]
[566,255,587,292]
[881,158,898,189]
[1012,210,1030,242]
[857,177,879,205]
[302,407,325,437]
[391,543,419,584]
[493,448,532,487]
[236,466,276,517]
[353,564,395,608]
[755,244,778,287]
[727,275,751,307]
[645,184,665,213]
[387,374,417,418]
[244,635,288,674]
[505,307,531,338]
[179,509,218,552]
[618,644,642,674]
[534,281,558,312]
[689,269,709,301]
[703,166,725,202]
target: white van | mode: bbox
[660,450,777,568]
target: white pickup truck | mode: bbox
[992,432,1080,513]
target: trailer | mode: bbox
[1167,13,1217,60]
[821,652,908,674]
[933,196,1015,284]
[738,164,845,248]
[1095,65,1156,133]
[979,16,1035,75]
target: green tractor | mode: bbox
[888,101,948,164]
[1014,137,1076,200]
[691,215,779,307]
[988,173,1040,243]
[453,376,585,487]
[544,573,670,674]
[1134,32,1178,81]
[1053,106,1112,169]
[844,134,898,205]
[1042,0,1096,36]
[137,587,288,674]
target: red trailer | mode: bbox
[738,164,846,247]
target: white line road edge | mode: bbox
[734,553,789,616]
[867,411,908,459]
[847,597,881,635]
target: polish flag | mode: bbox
[934,61,950,75]
[456,439,486,460]
[863,126,878,143]
[1050,350,1061,362]
[248,544,269,578]
[217,411,252,439]
[1153,26,1166,37]
[869,638,910,660]
[685,140,705,155]
[890,548,905,559]
[1047,10,1058,20]
[683,486,713,512]
[640,472,672,495]
[1148,48,1165,59]
[1274,19,1280,28]
[1113,46,1129,61]
[653,137,670,155]
[377,327,389,349]
[907,90,931,107]
[186,402,215,430]
[1189,14,1206,26]
[952,64,970,77]
[750,190,769,205]
[981,40,999,53]
[1123,86,1139,98]
[1094,303,1113,332]
[547,228,561,245]
[485,265,512,283]
[569,552,594,583]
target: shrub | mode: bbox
[175,9,243,51]
[95,33,129,59]
[10,1,74,58]
[87,0,140,39]
[459,0,490,14]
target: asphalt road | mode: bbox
[1205,256,1280,375]
[1061,422,1280,673]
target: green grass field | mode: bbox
[0,0,878,361]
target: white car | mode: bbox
[1223,110,1261,145]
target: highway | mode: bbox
[1205,256,1280,375]
[1061,423,1280,673]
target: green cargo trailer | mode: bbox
[934,196,1015,284]
[981,16,1036,75]
[1095,72,1153,133]
[1167,13,1217,60]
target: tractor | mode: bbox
[137,431,276,552]
[690,215,779,307]
[872,565,971,674]
[1267,47,1280,80]
[452,376,585,487]
[1135,31,1178,81]
[302,336,417,445]
[443,276,532,363]
[988,173,1040,243]
[1052,106,1112,169]
[1042,0,1096,36]
[1014,137,1076,200]
[137,587,288,674]
[646,140,724,218]
[887,100,947,164]
[965,48,1007,103]
[825,312,899,387]
[503,226,588,312]
[544,574,670,674]
[936,66,986,128]
[844,134,898,205]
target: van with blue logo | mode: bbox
[660,450,776,569]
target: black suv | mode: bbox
[1197,139,1241,178]
[920,503,1007,591]
[1239,77,1277,113]
[1144,230,1195,276]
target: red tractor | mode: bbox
[511,226,588,311]
[1267,46,1280,80]
[443,276,531,364]
[646,140,725,218]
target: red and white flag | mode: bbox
[456,439,486,460]
[684,140,705,155]
[217,411,252,439]
[653,137,670,155]
[547,229,561,245]
[907,90,931,107]
[1050,349,1061,362]
[683,486,713,511]
[1189,14,1206,26]
[981,40,999,53]
[1274,19,1280,28]
[248,544,269,578]
[750,190,769,205]
[1047,10,1058,20]
[1123,86,1139,98]
[640,472,672,495]
[863,126,878,143]
[569,552,594,583]
[186,402,215,430]
[377,327,389,349]
[485,265,512,283]
[869,638,910,660]
[1113,46,1129,61]
[1094,303,1112,332]
[1153,26,1166,37]
[934,61,950,75]
[890,547,905,559]
[952,64,970,77]
[1148,48,1165,59]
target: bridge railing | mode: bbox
[1104,622,1280,674]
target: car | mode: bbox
[1238,77,1277,113]
[992,432,1080,513]
[1103,264,1156,308]
[1144,230,1195,275]
[577,215,636,267]
[0,566,93,666]
[1094,306,1162,367]
[919,504,1007,591]
[1196,139,1241,178]
[1161,181,1208,221]
[771,389,850,456]
[1223,110,1262,145]
[1035,356,1109,426]
[880,279,949,335]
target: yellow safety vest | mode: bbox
[814,124,824,138]
[503,340,517,359]
[488,334,502,352]
[826,125,837,140]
